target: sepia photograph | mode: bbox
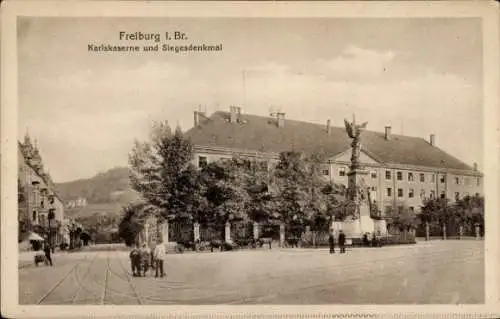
[2,1,499,318]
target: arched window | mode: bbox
[32,210,37,221]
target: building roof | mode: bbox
[184,111,475,172]
[18,141,65,203]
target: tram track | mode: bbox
[36,253,96,305]
[65,248,143,304]
[31,243,481,305]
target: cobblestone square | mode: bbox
[19,240,484,305]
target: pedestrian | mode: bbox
[129,243,141,277]
[43,242,53,266]
[153,238,166,278]
[338,230,346,254]
[328,231,335,254]
[371,232,378,248]
[140,243,151,277]
[362,233,369,247]
[149,241,156,275]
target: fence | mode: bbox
[169,219,193,242]
[231,221,253,241]
[200,223,225,242]
[260,223,280,240]
[415,221,482,239]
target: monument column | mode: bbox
[343,114,378,238]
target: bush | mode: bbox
[177,240,196,251]
[379,236,416,246]
[175,243,185,254]
[222,242,239,251]
[198,241,211,251]
[234,237,255,248]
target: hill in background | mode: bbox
[56,167,140,218]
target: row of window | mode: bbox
[199,157,481,188]
[331,167,480,187]
[386,171,443,183]
[385,187,435,199]
[384,192,479,215]
[384,188,473,201]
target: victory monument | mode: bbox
[341,115,387,239]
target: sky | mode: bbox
[18,17,483,183]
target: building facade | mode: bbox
[184,107,483,217]
[18,133,65,247]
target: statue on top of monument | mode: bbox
[344,114,368,170]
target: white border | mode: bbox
[1,1,499,318]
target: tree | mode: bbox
[386,203,418,236]
[322,183,356,223]
[129,122,204,224]
[66,219,84,249]
[273,151,312,228]
[272,151,357,244]
[118,202,151,246]
[303,153,329,230]
[454,194,484,238]
[199,158,251,224]
[240,158,278,223]
[420,197,451,240]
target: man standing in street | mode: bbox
[338,230,346,254]
[153,238,166,278]
[43,241,53,266]
[328,231,335,254]
[140,243,151,277]
[129,243,141,277]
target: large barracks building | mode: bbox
[185,106,483,216]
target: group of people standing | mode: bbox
[328,230,347,254]
[129,239,166,278]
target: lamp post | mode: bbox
[48,208,55,252]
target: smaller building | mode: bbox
[18,133,65,249]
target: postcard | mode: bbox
[1,1,499,318]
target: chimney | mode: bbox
[277,112,285,128]
[193,111,206,127]
[229,106,241,123]
[430,134,436,146]
[326,119,331,135]
[473,162,478,171]
[384,126,392,140]
[194,111,199,126]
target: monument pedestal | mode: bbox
[345,168,387,238]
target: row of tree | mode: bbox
[386,195,484,239]
[119,121,485,244]
[75,212,120,244]
[120,122,359,243]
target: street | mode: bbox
[19,240,484,305]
